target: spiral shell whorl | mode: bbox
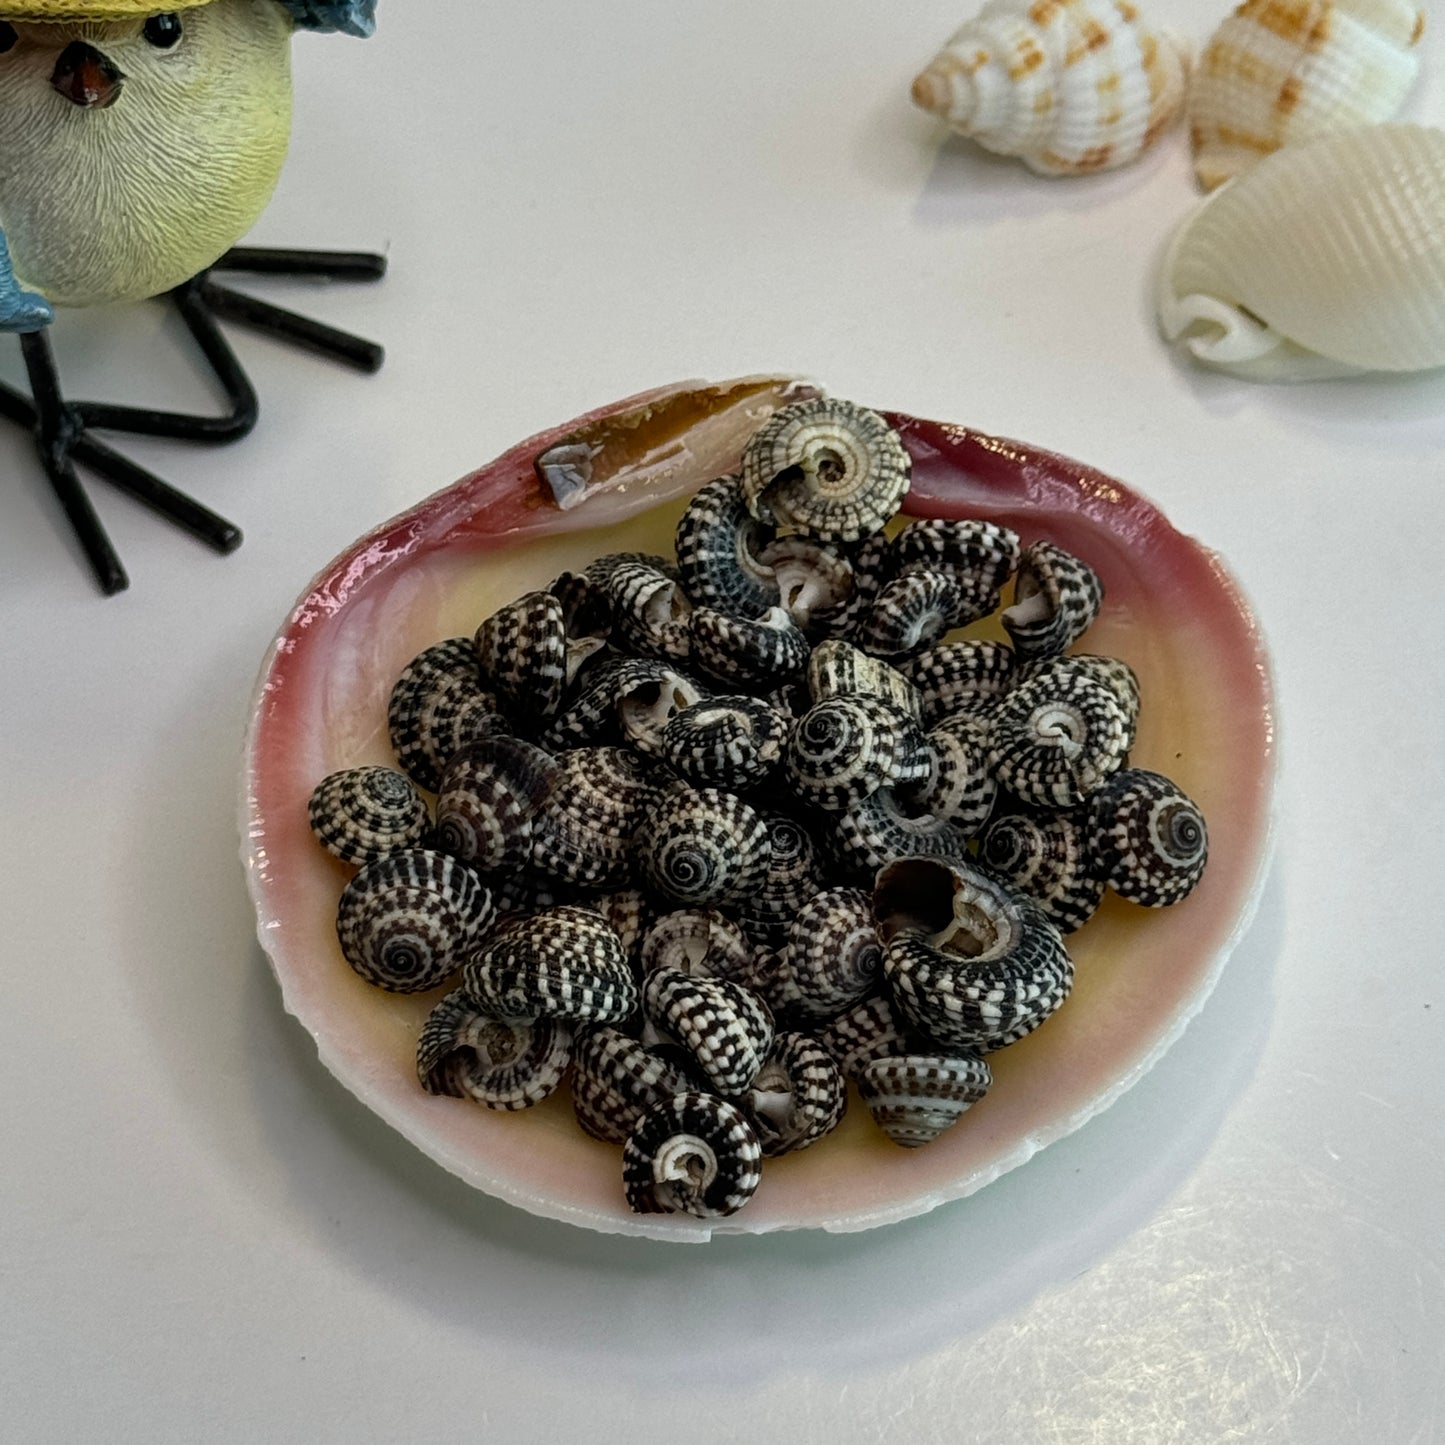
[308,766,431,866]
[637,787,771,908]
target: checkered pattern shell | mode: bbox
[891,517,1021,602]
[639,908,755,983]
[637,786,770,908]
[813,994,911,1080]
[734,812,823,950]
[986,669,1130,809]
[739,396,911,544]
[913,711,996,836]
[593,558,693,666]
[570,1026,693,1144]
[785,694,932,812]
[831,788,973,882]
[902,639,1017,728]
[807,640,923,722]
[335,849,492,994]
[528,746,656,889]
[690,606,809,692]
[884,890,1074,1054]
[434,737,556,873]
[673,474,779,620]
[463,905,637,1026]
[387,638,503,794]
[980,806,1106,934]
[1014,652,1142,752]
[622,1092,763,1218]
[743,1032,846,1157]
[856,1053,992,1148]
[474,590,569,721]
[416,990,572,1111]
[858,569,963,658]
[1088,768,1209,907]
[643,967,774,1097]
[659,695,787,790]
[773,887,882,1023]
[307,765,429,866]
[1001,540,1105,659]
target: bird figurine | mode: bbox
[0,0,380,594]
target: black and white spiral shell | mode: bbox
[660,695,788,790]
[388,638,504,792]
[807,638,923,722]
[639,908,756,982]
[336,848,493,994]
[856,1053,992,1148]
[1014,652,1141,751]
[570,1026,694,1144]
[813,995,912,1079]
[673,473,780,620]
[1088,768,1209,907]
[857,569,960,660]
[735,811,825,950]
[891,517,1020,601]
[902,639,1017,727]
[772,887,884,1023]
[643,967,775,1097]
[906,711,996,836]
[434,737,557,873]
[637,786,771,908]
[690,606,810,692]
[597,557,694,665]
[987,669,1130,809]
[622,1091,764,1218]
[743,1032,847,1157]
[594,888,653,971]
[417,989,572,1109]
[474,590,570,721]
[980,806,1105,933]
[1001,541,1104,659]
[785,695,932,811]
[874,856,1074,1053]
[756,535,860,636]
[464,904,638,1025]
[740,396,911,543]
[528,746,655,889]
[829,786,974,881]
[308,766,431,866]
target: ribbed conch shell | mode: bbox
[1190,0,1426,191]
[1157,124,1445,380]
[910,0,1189,176]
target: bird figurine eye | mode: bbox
[141,13,183,48]
[0,22,18,54]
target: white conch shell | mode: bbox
[1157,124,1445,381]
[910,0,1189,176]
[1189,0,1427,191]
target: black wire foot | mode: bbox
[0,246,386,595]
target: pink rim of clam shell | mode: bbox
[240,376,1276,1243]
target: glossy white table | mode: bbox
[3,4,1441,1440]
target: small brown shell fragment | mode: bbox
[308,766,430,866]
[417,990,572,1110]
[1001,541,1104,659]
[743,1032,847,1157]
[336,848,493,994]
[622,1092,764,1218]
[739,397,911,543]
[856,1053,992,1148]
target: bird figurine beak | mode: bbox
[50,41,125,110]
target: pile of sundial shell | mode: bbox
[306,396,1210,1220]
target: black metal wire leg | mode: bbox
[0,330,243,596]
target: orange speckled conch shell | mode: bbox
[910,0,1190,175]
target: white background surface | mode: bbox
[3,3,1442,1440]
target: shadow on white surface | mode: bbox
[911,134,1174,230]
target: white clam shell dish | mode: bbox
[910,0,1189,175]
[1189,0,1426,191]
[1158,123,1445,381]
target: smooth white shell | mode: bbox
[910,0,1189,175]
[1189,0,1426,190]
[1158,124,1445,381]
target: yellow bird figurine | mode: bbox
[0,0,379,594]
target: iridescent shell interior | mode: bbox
[241,377,1276,1242]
